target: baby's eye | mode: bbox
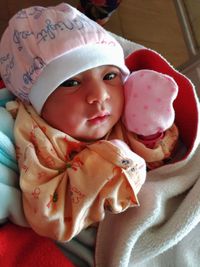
[59,79,80,87]
[103,72,117,81]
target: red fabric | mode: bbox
[125,49,199,157]
[0,79,5,89]
[0,223,75,267]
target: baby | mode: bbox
[1,4,200,267]
[0,3,146,241]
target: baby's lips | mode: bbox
[123,70,179,136]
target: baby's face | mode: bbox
[41,66,124,141]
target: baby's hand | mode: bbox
[123,70,178,136]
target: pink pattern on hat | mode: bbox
[123,70,178,136]
[0,3,129,114]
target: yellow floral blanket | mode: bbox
[12,101,146,241]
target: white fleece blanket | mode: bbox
[95,34,200,267]
[110,32,145,57]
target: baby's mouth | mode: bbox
[88,112,110,125]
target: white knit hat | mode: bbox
[0,3,129,114]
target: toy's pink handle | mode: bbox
[123,70,178,136]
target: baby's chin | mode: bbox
[76,132,108,143]
[74,127,113,143]
[64,117,119,142]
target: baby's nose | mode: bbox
[86,82,110,104]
